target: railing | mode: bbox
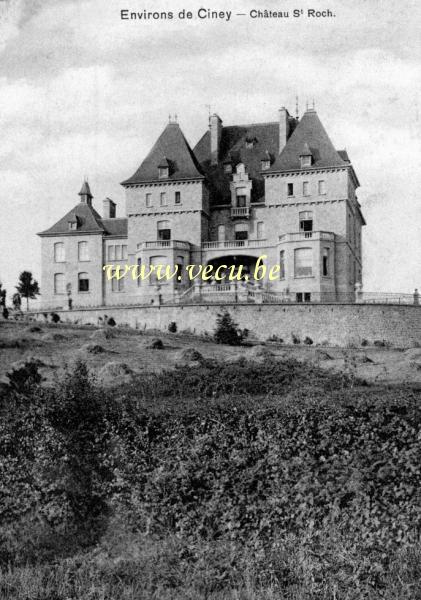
[279,231,335,242]
[202,239,267,250]
[231,206,250,218]
[141,240,191,250]
[173,286,419,306]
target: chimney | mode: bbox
[103,198,116,219]
[278,107,290,154]
[210,113,223,165]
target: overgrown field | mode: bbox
[0,355,421,599]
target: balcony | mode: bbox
[140,240,191,250]
[279,231,335,243]
[202,239,267,251]
[231,206,250,218]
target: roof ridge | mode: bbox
[223,121,279,129]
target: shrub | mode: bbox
[303,336,313,345]
[267,334,284,343]
[374,339,386,347]
[291,333,300,344]
[361,338,369,347]
[168,322,177,333]
[214,311,243,346]
[107,317,116,327]
[50,312,60,323]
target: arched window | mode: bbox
[54,273,64,294]
[256,221,264,239]
[54,242,65,262]
[217,225,225,242]
[234,222,248,241]
[294,248,313,277]
[78,241,89,261]
[299,211,313,234]
[157,220,171,241]
[78,272,89,292]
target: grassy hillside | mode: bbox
[0,344,420,598]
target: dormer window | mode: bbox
[158,157,170,179]
[224,163,232,174]
[260,150,272,171]
[68,216,79,230]
[158,166,169,179]
[245,136,257,149]
[300,155,312,168]
[299,143,313,169]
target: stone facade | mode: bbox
[38,107,365,309]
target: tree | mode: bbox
[0,282,6,307]
[214,310,244,346]
[16,271,40,311]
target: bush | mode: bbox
[291,333,300,344]
[168,322,177,333]
[107,317,116,327]
[361,338,369,347]
[214,311,243,346]
[50,312,60,323]
[303,336,313,345]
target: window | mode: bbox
[323,248,330,277]
[78,272,89,292]
[176,256,184,283]
[108,245,115,261]
[175,191,181,204]
[157,220,171,241]
[160,192,167,206]
[146,193,152,208]
[217,224,225,242]
[296,292,311,303]
[115,245,122,260]
[54,273,65,294]
[234,223,248,241]
[287,183,294,197]
[318,180,326,195]
[158,166,169,179]
[261,159,271,170]
[224,163,232,174]
[303,181,309,196]
[136,258,142,287]
[279,250,285,279]
[299,211,313,234]
[54,242,65,263]
[256,221,264,239]
[78,241,89,262]
[111,269,125,292]
[69,221,77,231]
[294,248,313,277]
[149,255,167,284]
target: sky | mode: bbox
[0,0,420,302]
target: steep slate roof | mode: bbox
[122,122,204,185]
[38,202,105,236]
[269,109,347,172]
[194,121,296,204]
[38,198,128,237]
[101,218,128,237]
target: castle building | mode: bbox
[38,107,365,308]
